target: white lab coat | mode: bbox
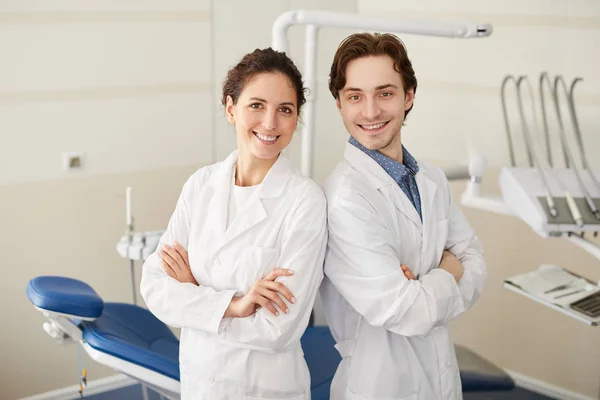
[320,143,486,400]
[141,151,327,400]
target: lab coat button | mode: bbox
[213,258,220,267]
[209,377,215,383]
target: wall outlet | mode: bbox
[63,152,84,171]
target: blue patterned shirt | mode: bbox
[349,136,422,221]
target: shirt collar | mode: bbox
[348,136,419,177]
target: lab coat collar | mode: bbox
[204,150,291,251]
[257,153,293,199]
[344,143,391,190]
[344,142,437,229]
[208,150,292,199]
[416,163,438,209]
[415,164,438,253]
[207,150,292,198]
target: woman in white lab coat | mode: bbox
[140,48,327,400]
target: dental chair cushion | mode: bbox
[456,345,515,391]
[26,276,104,319]
[82,302,180,381]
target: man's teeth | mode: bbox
[361,122,387,130]
[255,132,277,142]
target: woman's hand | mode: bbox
[160,242,198,286]
[401,264,416,280]
[225,268,295,318]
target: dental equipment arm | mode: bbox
[539,72,555,167]
[272,10,491,52]
[515,76,559,218]
[568,79,600,218]
[552,76,598,222]
[501,75,519,167]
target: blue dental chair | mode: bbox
[26,276,514,399]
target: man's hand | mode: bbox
[225,268,295,318]
[160,242,198,285]
[438,250,464,283]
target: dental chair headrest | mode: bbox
[26,276,104,319]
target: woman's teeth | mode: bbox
[255,132,277,142]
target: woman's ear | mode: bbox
[225,95,235,124]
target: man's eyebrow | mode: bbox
[375,84,398,90]
[342,84,398,93]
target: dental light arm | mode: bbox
[271,9,492,178]
[272,10,492,52]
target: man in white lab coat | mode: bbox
[320,33,487,400]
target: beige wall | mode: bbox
[0,2,214,186]
[1,0,355,398]
[4,0,600,399]
[1,2,213,398]
[355,0,600,397]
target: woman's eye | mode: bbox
[280,107,292,114]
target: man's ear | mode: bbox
[335,97,342,114]
[404,88,415,111]
[225,95,235,124]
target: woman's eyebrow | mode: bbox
[249,97,296,108]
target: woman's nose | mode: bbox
[261,111,278,130]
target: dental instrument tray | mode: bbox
[570,292,600,318]
[499,167,600,237]
[503,264,600,326]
